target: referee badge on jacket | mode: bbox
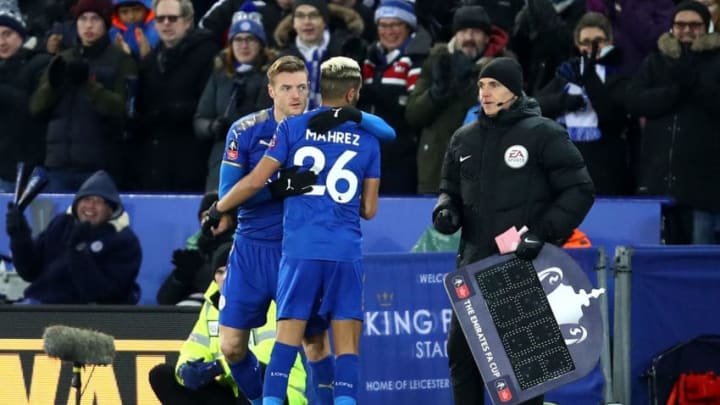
[504,145,528,169]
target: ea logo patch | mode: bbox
[504,145,528,169]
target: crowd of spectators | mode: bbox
[1,0,719,243]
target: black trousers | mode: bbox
[448,313,544,405]
[148,363,249,405]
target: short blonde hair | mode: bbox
[267,55,308,84]
[319,56,362,100]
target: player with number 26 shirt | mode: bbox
[266,112,380,261]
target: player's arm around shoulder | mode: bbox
[360,178,380,220]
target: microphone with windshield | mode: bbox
[43,325,116,405]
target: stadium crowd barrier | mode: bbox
[0,194,664,305]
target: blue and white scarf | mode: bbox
[558,63,606,142]
[296,29,330,110]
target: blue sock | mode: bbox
[334,354,359,405]
[308,355,335,405]
[228,351,263,401]
[263,342,299,403]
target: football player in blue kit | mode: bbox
[203,55,394,405]
[209,56,381,405]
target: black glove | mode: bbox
[515,232,544,260]
[308,107,363,133]
[450,52,475,88]
[556,59,581,85]
[171,249,203,283]
[430,54,452,101]
[580,41,599,83]
[268,166,317,199]
[209,117,232,140]
[201,201,223,237]
[66,59,90,85]
[562,93,586,112]
[5,203,31,238]
[47,55,67,88]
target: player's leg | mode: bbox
[323,259,363,405]
[220,237,276,404]
[303,328,334,404]
[220,326,263,404]
[264,257,320,405]
[331,319,362,405]
[264,319,307,405]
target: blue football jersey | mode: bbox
[265,107,381,260]
[221,108,283,241]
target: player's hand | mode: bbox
[6,202,30,238]
[268,166,317,199]
[201,201,223,237]
[308,107,362,133]
[515,232,544,260]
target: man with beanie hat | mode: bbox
[0,0,26,40]
[29,0,137,192]
[406,3,513,194]
[0,0,50,193]
[5,170,142,304]
[432,55,595,405]
[625,0,720,244]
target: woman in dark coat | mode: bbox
[194,15,273,191]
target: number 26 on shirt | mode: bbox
[293,146,358,204]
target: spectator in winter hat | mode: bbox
[30,0,137,192]
[358,0,430,194]
[406,4,513,194]
[5,170,142,304]
[194,8,273,191]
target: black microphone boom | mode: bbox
[43,325,115,366]
[496,95,516,107]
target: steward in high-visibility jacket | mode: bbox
[175,281,307,404]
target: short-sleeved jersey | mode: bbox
[221,108,283,241]
[265,107,381,261]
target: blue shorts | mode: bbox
[219,236,280,330]
[277,256,364,324]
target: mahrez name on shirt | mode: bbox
[305,129,360,146]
